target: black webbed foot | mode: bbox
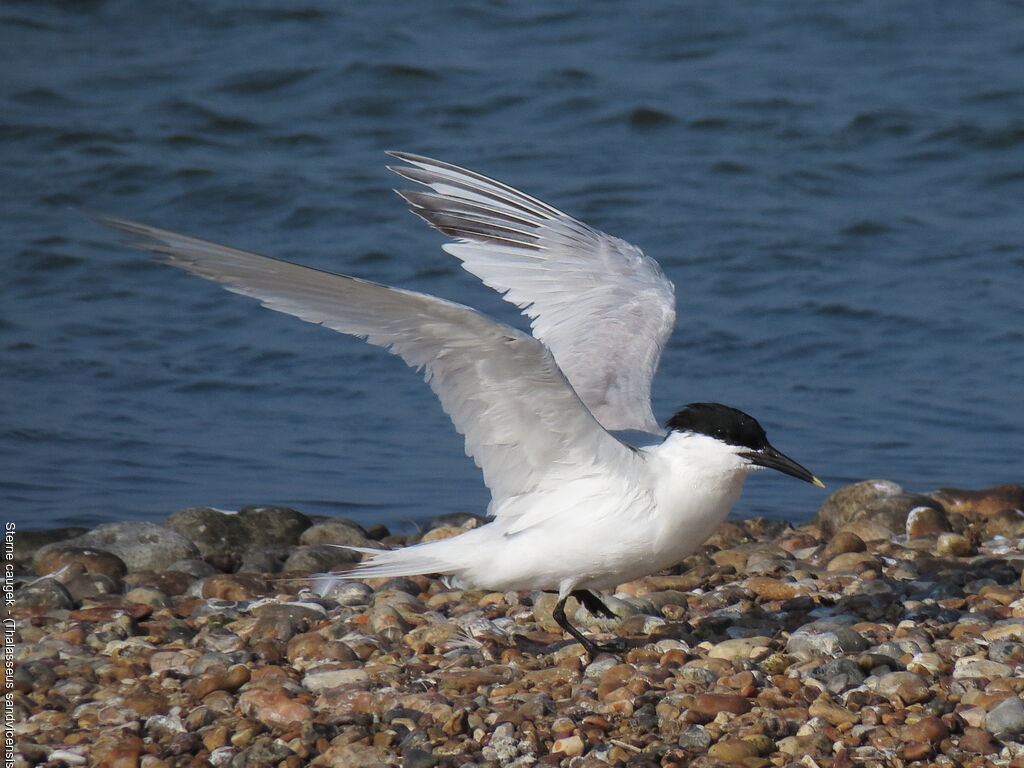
[551,590,624,663]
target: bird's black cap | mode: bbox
[666,402,769,451]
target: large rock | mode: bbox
[165,507,250,556]
[237,506,312,546]
[931,483,1024,520]
[299,519,379,549]
[34,522,199,573]
[814,480,943,537]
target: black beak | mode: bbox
[740,445,824,487]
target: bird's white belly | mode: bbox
[449,468,744,595]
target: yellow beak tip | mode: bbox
[812,477,826,489]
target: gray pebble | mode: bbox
[787,619,869,659]
[987,696,1024,740]
[13,578,74,611]
[165,507,250,556]
[237,547,287,574]
[236,506,312,546]
[678,724,713,750]
[60,521,199,572]
[299,519,376,548]
[283,544,362,572]
[166,558,219,579]
[317,579,372,605]
[806,657,866,692]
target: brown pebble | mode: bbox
[987,508,1024,537]
[745,576,808,600]
[905,505,951,538]
[551,734,584,757]
[935,532,973,557]
[901,714,949,743]
[124,569,194,596]
[689,693,752,719]
[193,664,251,699]
[708,738,757,761]
[899,741,934,761]
[69,603,151,622]
[34,545,128,580]
[959,726,999,754]
[824,530,866,556]
[90,733,144,768]
[200,573,272,600]
[838,518,895,543]
[778,532,820,552]
[933,483,1024,518]
[808,694,857,726]
[826,552,879,573]
[238,687,314,730]
[436,668,507,693]
[597,664,635,699]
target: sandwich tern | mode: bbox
[103,152,823,660]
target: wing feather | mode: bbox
[389,152,677,434]
[101,217,638,514]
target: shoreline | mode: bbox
[7,480,1024,767]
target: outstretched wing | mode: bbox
[101,217,640,515]
[389,152,676,434]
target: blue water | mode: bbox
[3,2,1023,531]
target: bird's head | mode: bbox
[666,402,824,487]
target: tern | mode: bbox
[103,152,823,661]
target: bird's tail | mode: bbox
[312,540,464,594]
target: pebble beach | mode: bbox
[8,479,1024,768]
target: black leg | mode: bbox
[552,592,625,662]
[573,589,616,619]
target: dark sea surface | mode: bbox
[3,1,1023,532]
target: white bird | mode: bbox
[103,152,823,660]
